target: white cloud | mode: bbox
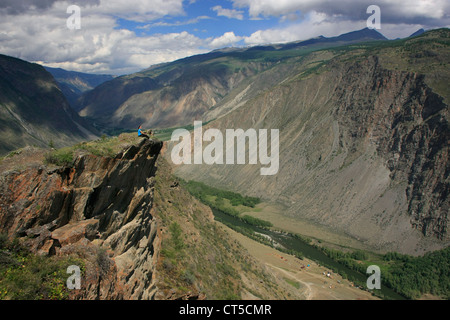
[234,0,449,45]
[86,0,185,22]
[0,0,207,75]
[242,8,442,46]
[232,0,450,25]
[210,31,243,48]
[138,16,212,30]
[0,0,448,75]
[212,5,244,20]
[244,11,365,45]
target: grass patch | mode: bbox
[44,133,143,167]
[44,147,74,166]
[284,278,301,289]
[182,180,261,209]
[0,234,84,300]
[152,120,214,142]
[181,179,272,229]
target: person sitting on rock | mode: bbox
[138,125,151,139]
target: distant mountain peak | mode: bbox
[279,28,387,51]
[333,27,387,41]
[409,28,426,38]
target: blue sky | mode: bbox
[0,0,448,75]
[116,1,285,46]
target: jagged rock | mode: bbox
[51,219,99,247]
[0,139,163,299]
[36,239,54,256]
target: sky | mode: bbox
[0,0,448,75]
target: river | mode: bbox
[212,207,406,300]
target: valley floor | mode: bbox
[242,202,376,253]
[217,222,378,300]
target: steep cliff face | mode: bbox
[0,138,163,299]
[333,56,449,241]
[0,136,292,300]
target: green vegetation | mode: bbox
[154,160,245,300]
[241,215,273,228]
[182,180,261,209]
[183,177,449,300]
[153,124,196,142]
[181,180,449,300]
[181,180,271,229]
[316,244,450,299]
[44,147,75,166]
[382,248,450,299]
[284,278,301,289]
[161,222,186,269]
[152,120,214,141]
[44,133,142,166]
[0,234,84,300]
[0,149,25,163]
[169,222,185,251]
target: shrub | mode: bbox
[169,222,184,251]
[44,149,74,166]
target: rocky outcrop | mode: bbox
[0,138,163,299]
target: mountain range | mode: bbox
[74,28,391,131]
[163,28,449,255]
[0,26,449,300]
[0,27,448,257]
[44,67,114,109]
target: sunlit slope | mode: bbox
[171,29,450,255]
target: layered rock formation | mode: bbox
[333,56,449,241]
[0,138,163,299]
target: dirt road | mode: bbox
[220,223,379,300]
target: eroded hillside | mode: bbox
[170,29,450,255]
